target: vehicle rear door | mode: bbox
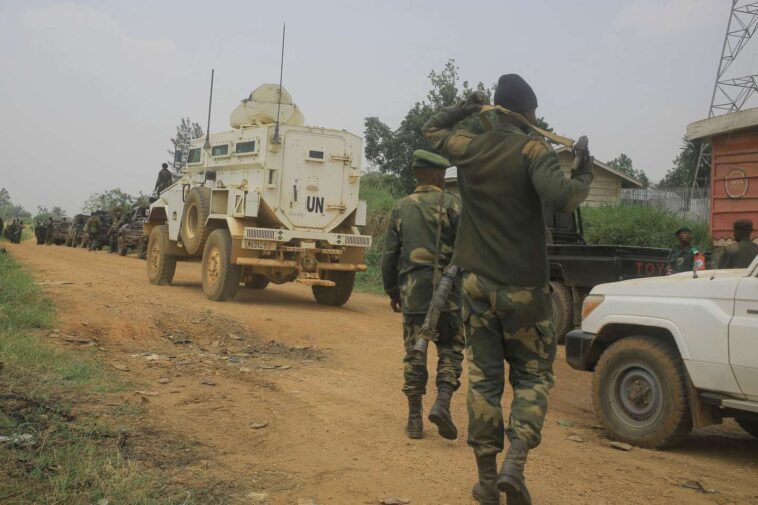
[730,267,758,398]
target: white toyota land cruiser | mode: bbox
[566,256,758,448]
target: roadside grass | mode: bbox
[0,252,192,505]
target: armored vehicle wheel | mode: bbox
[202,228,240,301]
[118,236,128,256]
[244,275,269,289]
[550,281,573,344]
[147,224,177,285]
[592,336,692,449]
[312,271,355,307]
[181,187,211,256]
[736,416,758,438]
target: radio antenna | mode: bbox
[272,23,286,145]
[204,68,215,150]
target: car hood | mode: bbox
[591,269,746,299]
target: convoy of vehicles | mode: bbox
[117,206,149,259]
[566,257,758,448]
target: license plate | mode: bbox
[242,239,276,251]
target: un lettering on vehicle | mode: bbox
[242,239,277,251]
[306,196,324,214]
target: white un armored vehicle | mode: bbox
[145,84,371,305]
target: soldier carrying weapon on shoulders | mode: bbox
[382,150,464,441]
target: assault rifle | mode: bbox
[411,264,460,357]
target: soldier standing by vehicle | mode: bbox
[154,163,174,196]
[382,150,464,441]
[666,226,698,274]
[718,219,758,269]
[12,219,23,244]
[84,214,101,251]
[423,74,593,505]
[108,208,126,254]
[45,218,55,245]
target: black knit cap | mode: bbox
[494,74,538,112]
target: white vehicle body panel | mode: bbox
[582,258,758,399]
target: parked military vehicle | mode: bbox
[118,206,149,258]
[67,214,89,247]
[82,211,112,250]
[48,218,69,245]
[146,84,371,304]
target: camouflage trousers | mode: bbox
[463,272,556,457]
[402,311,464,398]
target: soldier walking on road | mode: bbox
[382,150,464,441]
[423,74,594,505]
[85,215,101,251]
[154,162,174,196]
[718,219,758,269]
[108,208,126,254]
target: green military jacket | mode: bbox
[382,185,462,315]
[718,240,758,269]
[668,246,697,273]
[423,104,593,287]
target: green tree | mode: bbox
[82,188,136,213]
[364,60,491,193]
[0,188,31,220]
[658,138,704,188]
[606,153,650,187]
[169,118,204,174]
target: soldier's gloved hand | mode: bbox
[460,91,490,115]
[573,135,593,176]
[390,297,402,313]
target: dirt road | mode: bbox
[8,241,758,505]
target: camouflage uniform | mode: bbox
[108,210,126,253]
[718,220,758,269]
[423,99,593,458]
[85,216,101,251]
[154,166,174,195]
[719,240,758,269]
[382,184,464,397]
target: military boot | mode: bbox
[472,454,500,505]
[428,382,457,440]
[497,439,532,505]
[406,395,423,439]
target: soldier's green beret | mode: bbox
[674,226,693,236]
[412,149,451,170]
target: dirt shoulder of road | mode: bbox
[4,240,758,505]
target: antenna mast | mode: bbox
[204,69,215,150]
[691,1,758,190]
[272,23,286,145]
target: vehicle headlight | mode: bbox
[581,295,604,320]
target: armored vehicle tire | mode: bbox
[244,275,270,289]
[180,187,211,256]
[147,224,177,285]
[550,281,573,344]
[202,229,240,301]
[312,271,355,307]
[592,336,692,449]
[736,416,758,438]
[116,237,129,256]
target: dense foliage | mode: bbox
[605,153,650,187]
[582,206,710,250]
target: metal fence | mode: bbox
[619,187,711,222]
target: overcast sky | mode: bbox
[1,0,756,215]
